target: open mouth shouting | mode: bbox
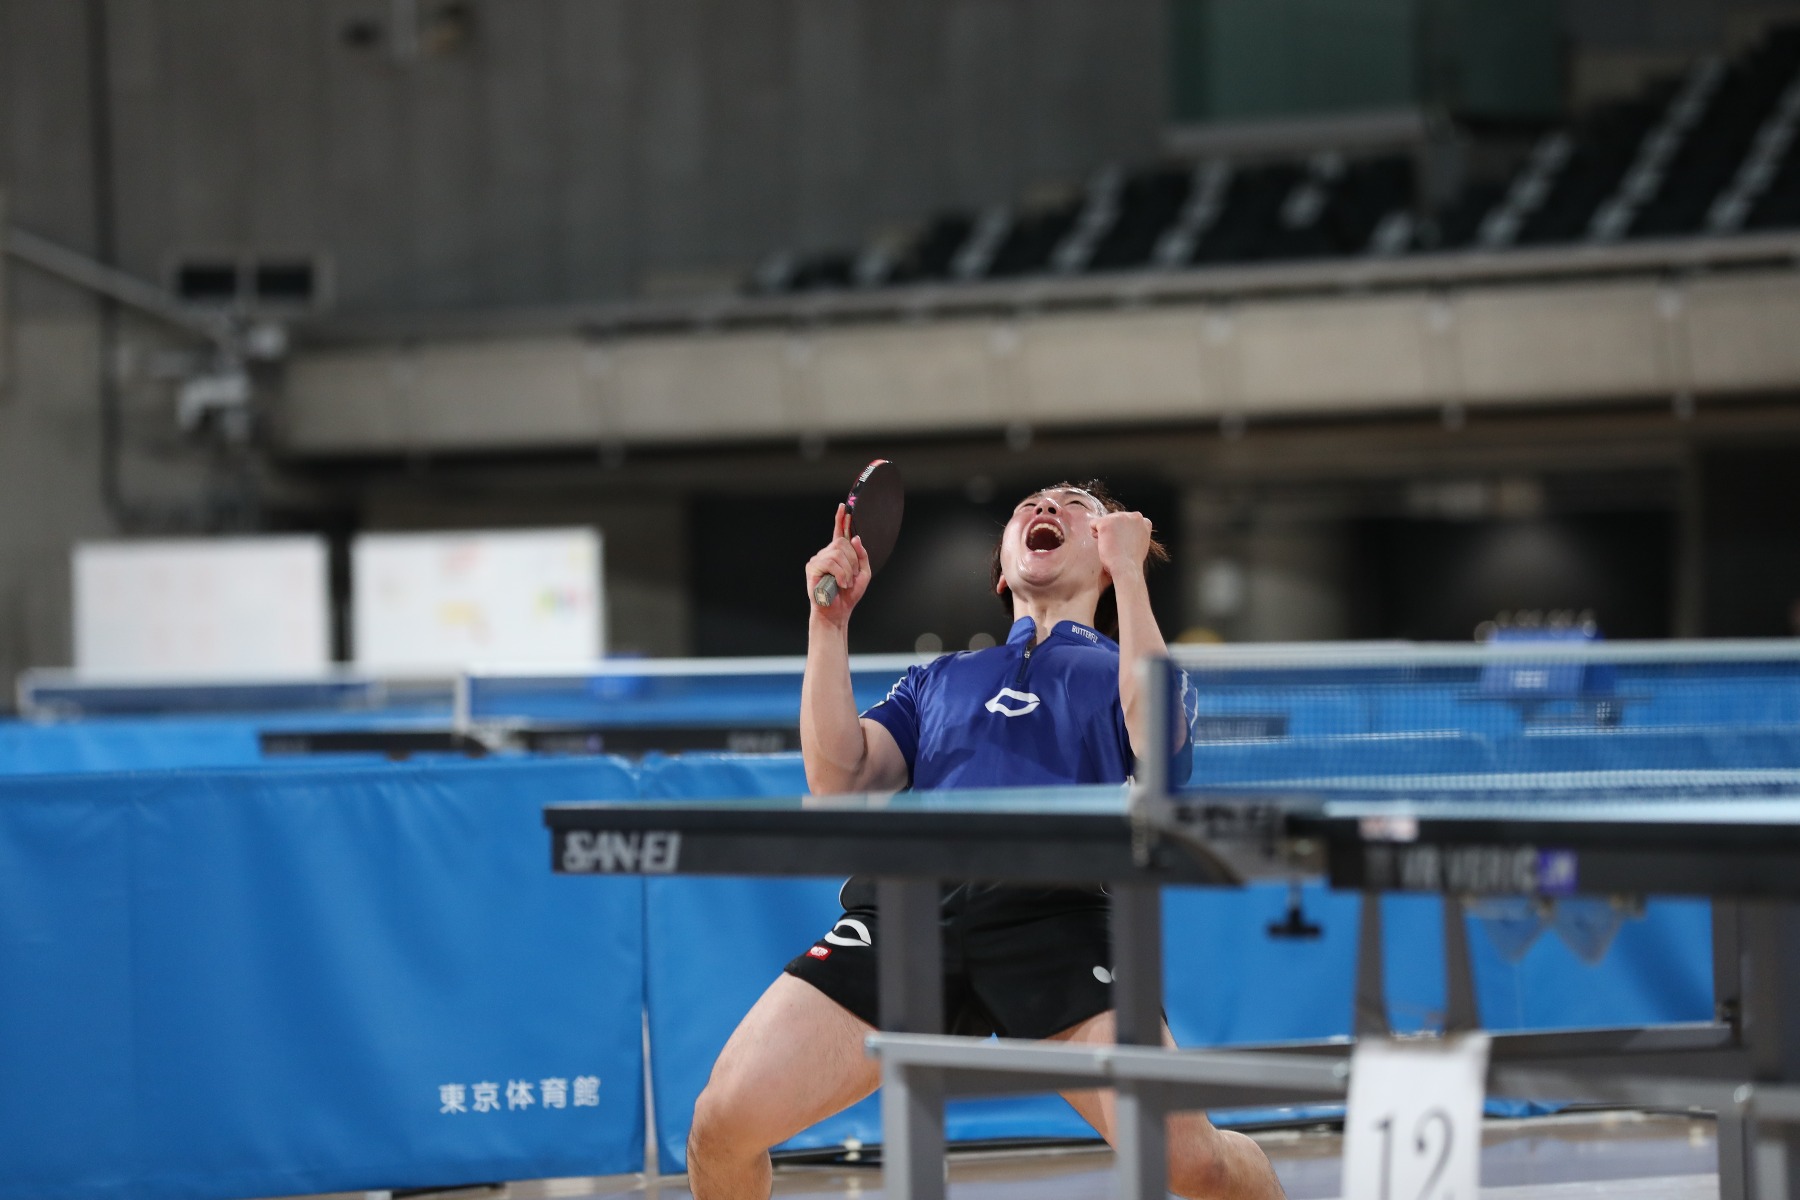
[1025,517,1066,555]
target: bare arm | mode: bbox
[799,506,910,796]
[1095,513,1187,765]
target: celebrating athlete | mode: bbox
[685,480,1287,1199]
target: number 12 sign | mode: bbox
[1343,1033,1491,1200]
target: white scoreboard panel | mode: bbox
[73,536,331,676]
[352,527,603,670]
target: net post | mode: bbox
[1128,655,1175,867]
[1134,654,1173,798]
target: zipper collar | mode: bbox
[1005,616,1115,649]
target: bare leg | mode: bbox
[687,973,881,1200]
[1050,1010,1288,1200]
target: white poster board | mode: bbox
[73,536,331,676]
[352,527,603,669]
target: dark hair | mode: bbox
[988,479,1170,640]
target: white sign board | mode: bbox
[1343,1034,1490,1200]
[352,527,603,669]
[73,536,331,676]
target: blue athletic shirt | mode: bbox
[861,616,1195,790]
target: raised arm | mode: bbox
[800,505,910,796]
[1094,512,1187,766]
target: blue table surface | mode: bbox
[557,773,1800,827]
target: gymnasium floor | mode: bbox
[292,1110,1719,1199]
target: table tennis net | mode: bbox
[1171,639,1800,792]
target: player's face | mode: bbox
[999,486,1109,596]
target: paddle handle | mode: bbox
[812,574,840,607]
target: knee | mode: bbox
[1173,1126,1284,1200]
[1167,1122,1231,1199]
[1169,1149,1227,1199]
[687,1080,763,1168]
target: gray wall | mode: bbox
[1168,0,1564,124]
[70,0,1169,312]
[2,3,114,683]
[0,0,1171,684]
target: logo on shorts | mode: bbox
[984,688,1041,718]
[808,945,832,960]
[823,917,873,947]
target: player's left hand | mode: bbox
[1093,510,1153,581]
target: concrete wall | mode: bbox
[10,0,1800,686]
[0,0,1171,684]
[1,2,116,686]
[72,0,1168,312]
[272,248,1800,456]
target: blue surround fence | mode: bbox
[0,733,1714,1200]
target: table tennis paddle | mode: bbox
[813,458,903,607]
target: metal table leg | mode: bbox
[1111,881,1168,1200]
[1354,891,1391,1038]
[1739,901,1800,1200]
[1716,900,1753,1200]
[878,877,945,1200]
[1443,895,1481,1035]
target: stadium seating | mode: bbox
[750,24,1800,295]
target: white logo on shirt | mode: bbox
[984,688,1041,718]
[823,917,874,947]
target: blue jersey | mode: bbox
[862,616,1194,790]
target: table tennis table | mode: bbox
[547,689,1800,1200]
[544,780,1800,1199]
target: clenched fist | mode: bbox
[1093,510,1154,582]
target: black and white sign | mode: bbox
[1343,1033,1490,1200]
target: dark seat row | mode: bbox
[750,23,1800,295]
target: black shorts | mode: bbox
[783,884,1114,1040]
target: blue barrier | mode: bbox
[0,759,646,1200]
[0,714,477,776]
[0,721,1726,1196]
[0,717,272,773]
[1164,885,1709,1044]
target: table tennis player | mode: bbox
[684,480,1287,1199]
